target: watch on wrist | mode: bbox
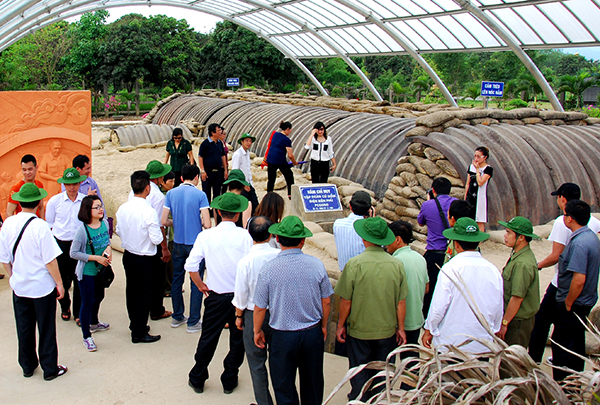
[502,319,509,326]
[235,315,243,319]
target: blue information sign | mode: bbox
[226,78,240,87]
[299,185,342,213]
[481,81,504,97]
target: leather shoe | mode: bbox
[132,334,161,344]
[188,380,204,394]
[223,382,238,394]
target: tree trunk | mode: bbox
[135,79,140,116]
[191,80,195,93]
[559,91,565,108]
[103,83,109,117]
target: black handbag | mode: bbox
[84,225,114,288]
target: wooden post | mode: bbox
[135,79,140,116]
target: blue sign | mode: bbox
[481,81,504,97]
[226,78,240,87]
[299,185,342,213]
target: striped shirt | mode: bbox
[333,213,365,271]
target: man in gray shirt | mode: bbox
[552,199,600,381]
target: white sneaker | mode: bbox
[187,321,202,333]
[83,337,97,352]
[171,316,188,328]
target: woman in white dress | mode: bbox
[464,146,493,232]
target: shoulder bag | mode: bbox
[84,225,114,288]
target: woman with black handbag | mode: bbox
[70,195,112,352]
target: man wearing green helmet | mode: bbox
[495,217,540,348]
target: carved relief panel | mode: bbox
[0,91,91,218]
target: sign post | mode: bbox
[291,184,344,223]
[481,81,504,108]
[226,77,240,91]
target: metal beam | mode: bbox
[334,0,458,107]
[0,0,329,96]
[455,0,564,112]
[238,0,383,100]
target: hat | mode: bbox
[498,216,540,239]
[210,192,249,213]
[443,217,490,242]
[353,217,395,245]
[11,183,48,202]
[268,215,313,239]
[223,169,250,187]
[146,160,172,179]
[237,133,256,144]
[551,183,580,200]
[350,190,371,211]
[57,167,87,184]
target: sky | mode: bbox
[81,5,600,61]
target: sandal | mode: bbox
[75,318,81,327]
[44,365,68,381]
[61,310,71,321]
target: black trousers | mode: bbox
[267,164,294,196]
[347,334,397,401]
[189,292,245,390]
[201,168,225,203]
[123,250,154,338]
[13,290,59,379]
[56,239,80,317]
[310,159,330,184]
[528,283,558,363]
[270,325,324,405]
[551,302,592,381]
[423,250,445,318]
[150,249,166,318]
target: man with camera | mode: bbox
[417,177,456,317]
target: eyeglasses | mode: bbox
[91,206,104,210]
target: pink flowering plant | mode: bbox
[104,96,122,113]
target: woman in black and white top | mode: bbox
[464,146,493,232]
[304,121,337,184]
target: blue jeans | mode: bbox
[171,242,205,326]
[78,275,105,339]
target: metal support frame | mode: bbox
[239,0,383,100]
[0,0,329,96]
[334,0,457,107]
[456,0,564,112]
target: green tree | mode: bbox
[412,75,433,102]
[557,72,598,109]
[65,10,109,90]
[514,73,544,108]
[198,21,303,91]
[463,85,480,107]
[556,53,592,76]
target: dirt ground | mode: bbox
[0,125,570,402]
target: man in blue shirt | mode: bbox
[333,190,373,271]
[416,177,456,317]
[552,199,600,381]
[254,216,334,405]
[161,164,211,333]
[63,155,103,201]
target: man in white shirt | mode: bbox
[116,171,164,344]
[231,133,259,213]
[45,168,86,323]
[529,183,600,362]
[186,192,253,395]
[232,216,279,405]
[333,191,374,271]
[0,183,67,380]
[422,217,503,353]
[129,160,173,321]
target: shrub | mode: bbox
[506,98,528,110]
